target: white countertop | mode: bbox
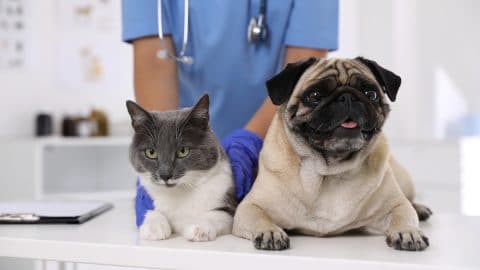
[0,199,478,270]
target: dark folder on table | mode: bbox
[0,200,113,224]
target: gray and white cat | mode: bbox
[126,94,236,241]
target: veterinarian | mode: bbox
[122,0,338,226]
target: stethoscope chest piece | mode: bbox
[247,16,268,43]
[247,0,268,44]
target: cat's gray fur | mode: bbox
[127,94,236,241]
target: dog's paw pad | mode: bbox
[413,203,433,221]
[183,224,217,242]
[139,213,172,240]
[386,230,429,251]
[253,229,290,250]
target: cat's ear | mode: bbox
[183,94,210,130]
[126,100,152,129]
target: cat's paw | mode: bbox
[253,227,290,250]
[139,211,172,241]
[183,224,217,242]
[386,229,429,251]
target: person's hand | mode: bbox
[222,129,263,201]
[135,178,154,227]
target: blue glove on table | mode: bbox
[135,129,263,227]
[135,178,153,227]
[221,129,263,201]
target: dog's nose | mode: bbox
[337,93,357,105]
[159,174,172,181]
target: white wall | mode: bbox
[0,0,134,137]
[1,0,478,140]
[332,0,479,140]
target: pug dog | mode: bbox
[232,57,432,251]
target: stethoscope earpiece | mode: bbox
[156,49,194,65]
[178,56,194,65]
[157,0,193,64]
[156,49,169,60]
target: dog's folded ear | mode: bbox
[266,57,318,105]
[355,57,401,102]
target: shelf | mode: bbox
[46,190,135,201]
[36,136,131,147]
[0,136,131,147]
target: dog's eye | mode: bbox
[364,90,378,101]
[306,91,322,103]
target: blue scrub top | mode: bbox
[122,0,338,138]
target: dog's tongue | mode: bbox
[341,120,358,129]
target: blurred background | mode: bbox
[0,0,479,268]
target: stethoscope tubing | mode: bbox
[156,0,267,64]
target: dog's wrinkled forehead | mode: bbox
[266,57,401,107]
[288,58,377,105]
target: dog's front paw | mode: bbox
[386,229,429,251]
[139,211,172,240]
[253,228,290,250]
[183,224,217,242]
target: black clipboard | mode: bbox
[0,201,113,224]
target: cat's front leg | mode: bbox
[182,211,233,242]
[139,210,172,240]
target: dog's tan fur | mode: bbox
[233,58,429,251]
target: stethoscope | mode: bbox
[156,0,268,65]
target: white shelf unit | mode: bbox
[0,136,135,200]
[35,136,132,147]
[0,136,465,213]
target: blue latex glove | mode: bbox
[135,178,154,227]
[222,129,263,201]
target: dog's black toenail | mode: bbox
[422,236,429,246]
[254,233,264,249]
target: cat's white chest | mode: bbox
[140,160,232,231]
[152,184,212,218]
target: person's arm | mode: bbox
[133,36,179,111]
[244,46,328,138]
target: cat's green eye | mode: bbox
[176,147,190,158]
[144,148,157,159]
